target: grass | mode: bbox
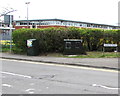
[1,46,119,58]
[1,48,10,52]
[0,45,10,52]
[66,52,119,58]
[42,52,119,58]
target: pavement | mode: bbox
[0,52,119,70]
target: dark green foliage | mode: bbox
[83,28,104,51]
[12,27,119,54]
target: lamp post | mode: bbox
[118,1,120,26]
[9,15,13,53]
[25,2,30,28]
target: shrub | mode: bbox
[12,27,119,54]
[82,28,104,51]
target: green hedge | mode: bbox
[12,27,120,53]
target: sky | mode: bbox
[0,0,119,25]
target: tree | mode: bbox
[0,7,16,17]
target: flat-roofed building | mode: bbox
[0,22,15,40]
[14,19,120,30]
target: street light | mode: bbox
[25,2,30,28]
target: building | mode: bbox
[14,19,120,30]
[0,21,15,40]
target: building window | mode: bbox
[87,24,90,27]
[79,23,82,26]
[16,22,20,25]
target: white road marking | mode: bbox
[92,84,119,90]
[2,71,32,79]
[29,91,34,94]
[1,58,119,73]
[25,88,35,92]
[2,84,12,88]
[25,89,35,94]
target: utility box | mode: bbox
[27,39,39,56]
[63,39,86,55]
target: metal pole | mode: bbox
[25,2,30,28]
[10,15,12,53]
[27,3,28,28]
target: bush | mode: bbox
[81,28,104,51]
[12,27,119,54]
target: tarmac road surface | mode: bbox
[1,58,119,94]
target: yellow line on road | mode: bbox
[1,58,119,73]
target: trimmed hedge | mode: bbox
[12,27,120,54]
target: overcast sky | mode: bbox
[0,0,119,25]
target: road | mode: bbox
[0,58,119,94]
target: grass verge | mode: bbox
[1,46,119,58]
[42,52,120,58]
